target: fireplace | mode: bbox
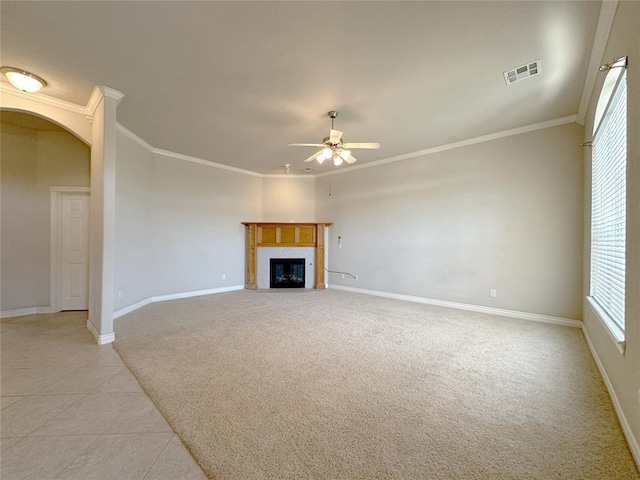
[242,222,332,290]
[270,258,305,288]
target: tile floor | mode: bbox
[1,311,207,480]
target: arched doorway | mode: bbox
[0,110,91,315]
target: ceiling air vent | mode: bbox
[503,59,541,85]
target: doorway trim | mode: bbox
[50,186,91,313]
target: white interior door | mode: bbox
[60,192,90,310]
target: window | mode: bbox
[590,58,627,340]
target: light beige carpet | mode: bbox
[114,289,640,479]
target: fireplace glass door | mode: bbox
[270,258,305,288]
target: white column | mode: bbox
[87,86,124,344]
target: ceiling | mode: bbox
[0,1,601,175]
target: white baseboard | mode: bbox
[86,319,116,345]
[582,326,640,469]
[112,297,153,319]
[1,306,55,319]
[113,285,244,320]
[329,285,582,328]
[151,285,244,303]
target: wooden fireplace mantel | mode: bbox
[242,222,332,290]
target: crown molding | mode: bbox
[3,81,583,181]
[116,122,262,178]
[85,85,125,121]
[315,114,578,178]
[577,0,619,125]
[97,85,125,103]
[154,148,262,177]
[85,86,104,117]
[1,82,124,125]
[116,122,155,151]
[262,174,314,179]
[119,113,578,180]
[0,82,86,115]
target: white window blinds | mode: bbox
[590,69,627,330]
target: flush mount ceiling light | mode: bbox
[1,66,47,93]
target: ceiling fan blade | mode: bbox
[342,142,380,149]
[329,129,342,144]
[304,150,323,162]
[344,153,357,164]
[288,143,325,147]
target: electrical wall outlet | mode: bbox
[341,274,345,279]
[117,290,123,299]
[221,273,226,280]
[490,289,497,298]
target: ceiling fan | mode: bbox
[288,111,380,166]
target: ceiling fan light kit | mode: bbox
[288,111,380,167]
[339,149,351,161]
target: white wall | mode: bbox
[582,0,640,462]
[262,176,315,222]
[316,122,584,320]
[114,131,262,310]
[0,121,90,311]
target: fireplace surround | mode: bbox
[242,222,332,289]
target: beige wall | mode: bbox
[316,122,584,320]
[114,131,154,308]
[0,120,90,311]
[262,176,315,222]
[1,123,39,310]
[582,0,640,461]
[114,131,262,310]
